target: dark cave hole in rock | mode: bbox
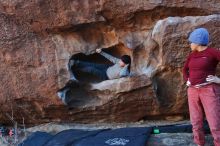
[69,44,132,83]
[64,45,132,108]
[69,52,113,83]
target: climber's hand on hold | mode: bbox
[96,48,102,53]
[206,75,220,84]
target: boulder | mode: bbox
[0,0,220,125]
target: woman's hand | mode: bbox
[206,75,220,84]
[96,48,102,53]
[186,79,191,86]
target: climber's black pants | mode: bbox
[75,61,109,80]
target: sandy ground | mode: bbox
[0,120,214,146]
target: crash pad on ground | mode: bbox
[19,127,152,146]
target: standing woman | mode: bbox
[183,28,220,146]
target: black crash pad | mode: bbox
[19,127,152,146]
[74,127,152,146]
[152,122,210,134]
[18,131,53,146]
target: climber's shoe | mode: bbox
[57,80,80,105]
[57,88,69,105]
[69,59,76,67]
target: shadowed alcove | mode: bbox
[69,43,132,83]
[63,44,136,108]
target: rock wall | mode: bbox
[0,0,220,125]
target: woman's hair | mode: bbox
[120,55,131,72]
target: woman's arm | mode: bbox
[211,48,220,61]
[96,49,120,64]
[183,56,190,81]
[206,48,220,84]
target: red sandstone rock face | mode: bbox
[0,0,220,125]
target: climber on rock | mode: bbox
[57,48,131,104]
[68,48,131,81]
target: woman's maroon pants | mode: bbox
[188,84,220,146]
